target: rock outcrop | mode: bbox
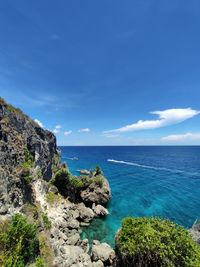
[0,98,114,266]
[0,98,60,216]
[80,175,111,206]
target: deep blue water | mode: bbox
[60,146,200,246]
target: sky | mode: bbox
[0,0,200,145]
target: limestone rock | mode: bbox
[92,204,109,217]
[80,176,111,206]
[77,202,95,222]
[91,241,116,265]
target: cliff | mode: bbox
[0,98,114,267]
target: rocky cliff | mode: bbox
[0,98,115,267]
[0,98,59,216]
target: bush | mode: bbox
[42,213,51,230]
[0,214,38,267]
[95,166,102,176]
[95,176,103,188]
[116,217,200,267]
[70,176,84,188]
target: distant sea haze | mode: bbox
[60,146,200,246]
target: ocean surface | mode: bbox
[59,146,200,247]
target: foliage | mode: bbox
[51,166,70,185]
[23,173,33,184]
[38,233,53,266]
[41,213,51,230]
[34,256,46,267]
[95,176,104,188]
[116,217,200,267]
[52,153,60,174]
[95,165,102,176]
[45,192,61,205]
[70,176,84,188]
[0,214,38,267]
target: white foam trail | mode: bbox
[107,159,187,174]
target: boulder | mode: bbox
[91,241,116,265]
[80,176,111,206]
[77,202,95,223]
[92,204,109,217]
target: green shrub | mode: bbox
[116,217,200,267]
[0,214,38,267]
[45,192,61,205]
[95,176,103,188]
[41,213,51,230]
[95,166,102,176]
[70,176,84,188]
[34,256,46,267]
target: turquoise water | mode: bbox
[60,146,200,247]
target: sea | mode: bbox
[59,146,200,247]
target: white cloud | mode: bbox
[104,108,200,133]
[53,125,62,134]
[55,125,61,129]
[162,132,200,142]
[34,119,44,128]
[78,128,90,133]
[64,130,72,136]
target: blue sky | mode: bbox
[0,0,200,145]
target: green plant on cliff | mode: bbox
[0,214,38,267]
[41,212,51,230]
[116,217,200,267]
[95,165,102,176]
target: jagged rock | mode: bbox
[80,176,111,206]
[0,99,60,215]
[92,204,109,217]
[78,239,90,253]
[91,241,116,265]
[189,224,200,244]
[77,202,95,222]
[78,169,90,175]
[92,260,104,267]
[48,185,59,194]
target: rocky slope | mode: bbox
[0,98,115,266]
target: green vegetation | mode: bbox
[52,153,60,174]
[41,213,51,230]
[116,217,200,267]
[45,192,61,205]
[95,165,102,176]
[95,176,104,188]
[70,176,84,188]
[34,256,46,267]
[0,214,38,267]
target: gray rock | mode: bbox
[48,185,59,194]
[80,176,111,206]
[93,204,109,217]
[91,242,116,265]
[92,260,104,267]
[77,202,95,223]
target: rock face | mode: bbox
[0,98,113,267]
[0,98,59,215]
[80,176,111,207]
[91,240,116,266]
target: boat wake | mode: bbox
[107,159,200,177]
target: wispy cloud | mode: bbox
[34,119,44,128]
[53,125,62,134]
[104,108,200,133]
[64,130,72,136]
[78,128,90,133]
[162,132,200,142]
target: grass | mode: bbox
[41,213,51,230]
